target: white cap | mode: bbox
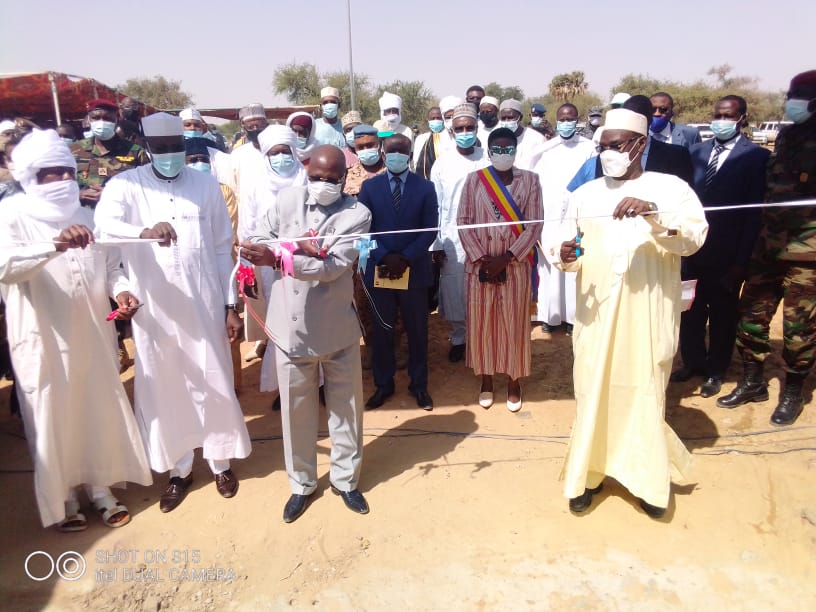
[179,108,203,122]
[141,112,183,137]
[320,86,340,100]
[379,92,402,113]
[603,109,647,136]
[499,99,523,116]
[480,96,499,109]
[609,92,631,106]
[439,95,462,115]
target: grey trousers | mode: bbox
[275,343,364,494]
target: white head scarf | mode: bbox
[439,96,463,116]
[257,125,308,191]
[285,112,317,162]
[379,92,403,114]
[11,129,80,222]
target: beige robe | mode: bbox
[556,171,708,507]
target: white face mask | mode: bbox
[599,149,636,178]
[25,179,81,221]
[490,153,516,172]
[499,120,519,132]
[307,181,343,206]
[384,112,401,126]
[444,118,453,132]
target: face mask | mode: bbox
[784,98,814,124]
[203,131,217,142]
[589,117,602,127]
[297,136,308,149]
[444,118,453,132]
[710,119,739,141]
[268,153,296,176]
[385,152,410,174]
[246,129,261,144]
[188,161,211,173]
[345,132,356,147]
[307,181,343,206]
[530,116,543,128]
[499,120,519,132]
[490,153,516,172]
[28,179,80,207]
[151,151,186,177]
[384,112,401,126]
[599,142,641,178]
[650,115,671,133]
[556,120,577,138]
[358,148,380,167]
[479,111,498,128]
[184,130,203,139]
[61,137,74,144]
[322,103,339,119]
[428,119,444,133]
[90,120,116,140]
[454,131,477,149]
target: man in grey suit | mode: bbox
[650,92,702,149]
[241,145,372,523]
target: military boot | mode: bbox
[770,372,806,426]
[716,361,769,408]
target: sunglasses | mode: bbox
[490,145,516,155]
[653,106,671,114]
[186,155,209,164]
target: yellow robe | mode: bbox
[556,172,708,508]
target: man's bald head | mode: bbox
[308,144,347,182]
[383,133,411,154]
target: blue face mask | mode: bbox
[710,119,739,141]
[297,136,308,149]
[268,153,296,176]
[385,152,410,174]
[184,130,203,139]
[358,148,381,167]
[151,152,186,177]
[454,131,477,149]
[784,98,814,124]
[322,103,339,119]
[556,120,577,138]
[650,115,671,133]
[188,161,211,173]
[345,132,355,147]
[90,120,116,141]
[428,119,444,133]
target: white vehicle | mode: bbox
[687,123,714,141]
[752,121,793,145]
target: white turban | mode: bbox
[480,96,499,109]
[499,99,523,116]
[179,108,203,122]
[11,129,76,189]
[439,95,462,116]
[142,112,183,137]
[320,86,340,100]
[379,92,402,113]
[604,108,647,136]
[258,124,298,156]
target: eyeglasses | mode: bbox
[186,155,209,164]
[308,176,344,185]
[490,145,516,155]
[452,125,476,134]
[653,106,671,114]
[596,136,642,154]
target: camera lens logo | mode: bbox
[25,551,86,581]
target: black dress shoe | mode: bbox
[568,483,603,514]
[669,367,705,383]
[160,475,193,513]
[283,493,312,523]
[640,499,666,518]
[413,390,433,411]
[565,323,574,337]
[214,469,239,498]
[448,344,466,363]
[716,381,769,408]
[331,485,369,514]
[365,386,394,409]
[699,376,723,398]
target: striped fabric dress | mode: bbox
[457,167,544,379]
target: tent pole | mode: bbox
[48,72,62,126]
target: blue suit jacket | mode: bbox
[669,122,702,149]
[357,171,439,288]
[686,136,770,271]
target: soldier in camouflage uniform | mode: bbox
[717,70,816,425]
[70,99,148,208]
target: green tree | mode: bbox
[272,62,321,105]
[484,82,525,102]
[549,71,588,101]
[323,70,379,121]
[376,80,436,129]
[117,75,193,109]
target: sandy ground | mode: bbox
[1,307,815,611]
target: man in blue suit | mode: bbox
[357,134,439,410]
[650,92,702,149]
[672,95,770,397]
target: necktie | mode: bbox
[392,175,401,212]
[704,144,725,188]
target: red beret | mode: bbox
[790,70,816,90]
[86,98,119,112]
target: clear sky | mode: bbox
[1,0,812,109]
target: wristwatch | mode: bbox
[225,304,237,311]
